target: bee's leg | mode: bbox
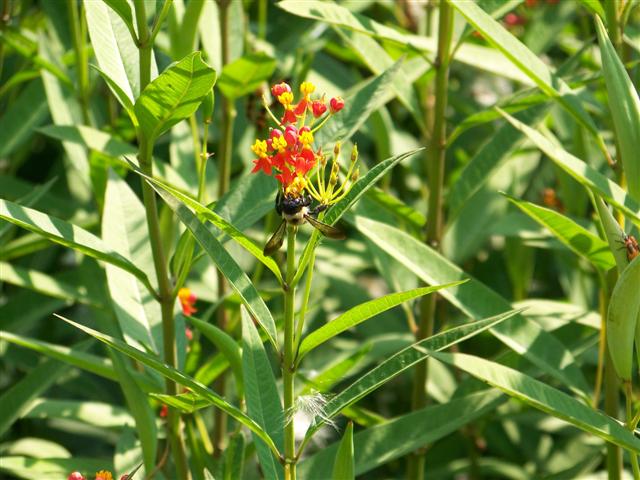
[310,203,328,216]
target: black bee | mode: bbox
[263,192,345,256]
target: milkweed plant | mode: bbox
[1,1,640,480]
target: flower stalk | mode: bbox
[283,224,298,480]
[132,1,189,477]
[407,1,454,478]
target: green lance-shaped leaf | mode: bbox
[303,309,519,441]
[297,282,464,362]
[0,199,156,297]
[595,197,630,273]
[140,170,283,284]
[0,340,90,437]
[217,52,276,100]
[503,194,615,271]
[607,256,640,380]
[497,109,640,225]
[298,390,503,479]
[292,148,424,286]
[190,316,244,397]
[134,51,217,144]
[0,262,100,306]
[241,307,285,480]
[152,184,279,349]
[595,15,640,201]
[57,314,281,458]
[449,0,610,162]
[434,352,640,454]
[332,422,354,480]
[103,171,162,354]
[356,216,591,396]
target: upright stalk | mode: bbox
[407,1,454,478]
[601,284,622,480]
[212,0,236,455]
[67,0,90,123]
[133,1,189,478]
[283,225,298,480]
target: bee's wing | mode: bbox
[305,214,346,240]
[263,220,287,256]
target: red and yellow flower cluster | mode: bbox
[251,81,344,198]
[68,471,128,480]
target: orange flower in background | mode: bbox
[95,471,113,480]
[178,288,197,316]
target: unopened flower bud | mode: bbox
[333,142,341,156]
[330,96,345,113]
[350,144,358,163]
[320,155,327,167]
[351,168,360,182]
[331,161,339,174]
[68,473,85,480]
[329,172,338,185]
[271,82,291,97]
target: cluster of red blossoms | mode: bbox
[251,81,344,197]
[68,471,128,480]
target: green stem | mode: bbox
[67,0,90,123]
[601,285,622,480]
[293,251,315,365]
[407,1,453,479]
[625,381,640,479]
[212,0,235,454]
[133,2,188,477]
[604,0,623,56]
[284,224,297,480]
[198,120,210,203]
[258,0,267,40]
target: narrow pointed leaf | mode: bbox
[356,216,591,396]
[153,184,278,348]
[434,352,640,454]
[0,199,156,297]
[304,309,519,439]
[141,171,282,284]
[297,282,464,361]
[332,422,354,480]
[58,315,281,458]
[450,0,609,161]
[595,15,640,200]
[498,110,640,225]
[504,194,615,271]
[299,390,503,479]
[217,52,276,100]
[241,307,285,480]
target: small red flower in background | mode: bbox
[68,473,85,480]
[178,288,197,316]
[504,12,526,27]
[95,471,114,480]
[185,327,193,341]
[120,476,129,480]
[159,404,169,418]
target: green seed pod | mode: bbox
[608,255,640,381]
[202,90,214,123]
